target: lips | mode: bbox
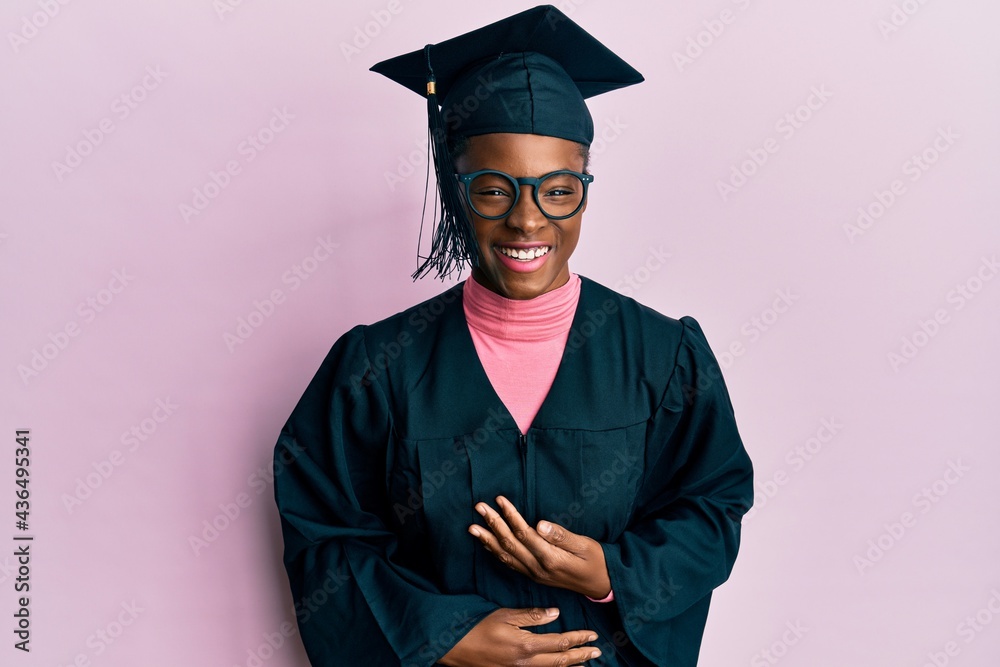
[493,243,552,273]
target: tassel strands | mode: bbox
[411,44,481,281]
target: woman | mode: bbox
[273,6,754,666]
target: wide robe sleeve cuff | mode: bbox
[598,315,754,665]
[273,325,500,667]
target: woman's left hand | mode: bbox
[469,495,612,600]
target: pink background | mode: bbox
[2,1,999,665]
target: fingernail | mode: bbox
[588,634,598,642]
[539,521,552,534]
[546,607,559,617]
[591,649,602,658]
[469,527,481,537]
[475,504,486,516]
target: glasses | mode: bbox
[456,169,594,220]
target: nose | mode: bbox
[505,184,547,234]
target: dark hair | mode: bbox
[448,135,592,173]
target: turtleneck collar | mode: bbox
[463,272,582,342]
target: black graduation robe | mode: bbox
[273,274,754,666]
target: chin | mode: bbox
[492,268,565,299]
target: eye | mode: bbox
[474,188,512,198]
[539,173,581,199]
[469,173,514,199]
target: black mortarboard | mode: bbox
[370,5,644,281]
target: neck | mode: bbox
[463,271,581,341]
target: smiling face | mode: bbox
[453,133,588,300]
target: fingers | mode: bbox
[524,629,602,665]
[536,644,603,666]
[497,609,603,665]
[469,522,532,577]
[470,497,545,574]
[496,496,552,554]
[536,518,585,555]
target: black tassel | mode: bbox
[411,44,481,281]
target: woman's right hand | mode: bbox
[438,607,602,666]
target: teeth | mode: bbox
[499,246,550,261]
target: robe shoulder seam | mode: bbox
[653,315,692,411]
[354,324,399,441]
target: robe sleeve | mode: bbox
[598,315,754,662]
[273,324,500,667]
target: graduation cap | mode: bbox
[370,4,644,281]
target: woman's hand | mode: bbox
[438,607,601,667]
[469,496,612,600]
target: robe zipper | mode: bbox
[517,431,532,517]
[517,430,536,609]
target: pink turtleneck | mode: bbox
[462,271,614,604]
[462,272,581,434]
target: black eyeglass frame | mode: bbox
[455,169,595,220]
